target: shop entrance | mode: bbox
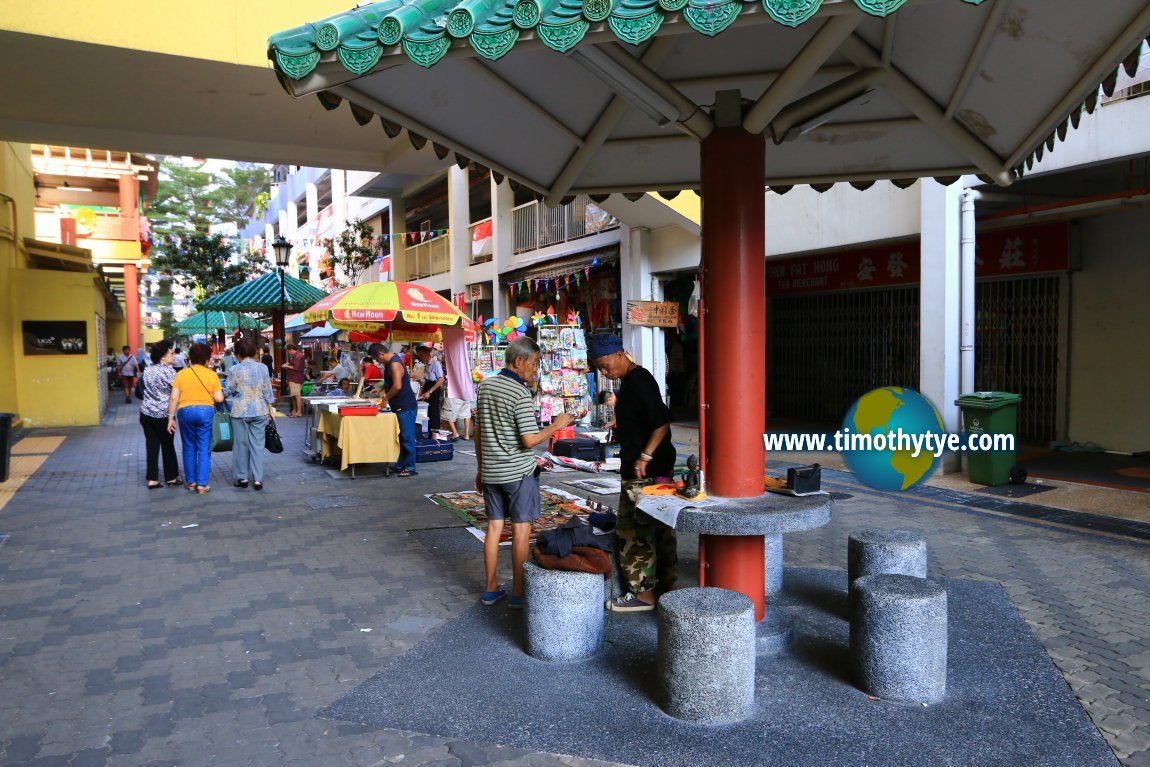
[661,274,700,421]
[767,276,1062,443]
[768,287,920,427]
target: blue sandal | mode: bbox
[481,588,507,605]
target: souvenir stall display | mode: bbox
[534,319,590,425]
[469,308,593,425]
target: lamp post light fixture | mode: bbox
[271,236,292,395]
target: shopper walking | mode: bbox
[224,338,275,491]
[282,343,307,417]
[138,341,181,488]
[368,343,419,477]
[167,343,224,494]
[116,345,139,403]
[587,334,677,612]
[474,336,573,608]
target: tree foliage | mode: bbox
[327,218,384,288]
[150,233,267,309]
[149,159,272,235]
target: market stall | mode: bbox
[313,407,400,478]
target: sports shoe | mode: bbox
[481,588,507,605]
[605,593,655,612]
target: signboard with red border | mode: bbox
[766,222,1069,295]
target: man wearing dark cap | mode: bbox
[587,334,677,612]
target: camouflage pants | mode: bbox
[615,479,678,595]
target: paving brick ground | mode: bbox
[0,400,1147,766]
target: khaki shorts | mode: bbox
[440,396,467,422]
[288,382,302,396]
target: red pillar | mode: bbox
[123,263,141,354]
[700,126,766,498]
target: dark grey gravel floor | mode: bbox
[320,568,1117,767]
[0,399,1147,766]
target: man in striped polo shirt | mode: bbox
[475,336,573,608]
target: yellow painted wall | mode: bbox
[647,191,701,226]
[107,317,126,353]
[11,268,106,427]
[142,327,164,345]
[2,1,357,68]
[0,142,36,419]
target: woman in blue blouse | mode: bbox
[224,338,276,490]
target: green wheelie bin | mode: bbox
[955,392,1023,486]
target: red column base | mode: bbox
[698,534,766,621]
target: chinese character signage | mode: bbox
[766,222,1069,295]
[626,301,679,328]
[23,321,88,355]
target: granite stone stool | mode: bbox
[522,561,604,661]
[850,574,947,703]
[658,587,755,724]
[848,529,928,605]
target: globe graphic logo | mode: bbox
[840,387,946,491]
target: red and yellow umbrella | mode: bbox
[302,281,476,341]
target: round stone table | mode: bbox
[674,493,832,653]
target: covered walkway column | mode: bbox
[697,121,768,620]
[919,180,962,472]
[700,126,766,497]
[123,263,141,354]
[490,176,514,319]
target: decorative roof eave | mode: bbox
[268,0,1150,196]
[200,271,329,313]
[270,0,989,80]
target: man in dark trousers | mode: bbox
[587,334,677,612]
[368,343,419,477]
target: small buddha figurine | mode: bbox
[678,454,700,499]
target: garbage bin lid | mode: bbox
[955,391,1022,406]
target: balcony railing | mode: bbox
[512,195,619,255]
[406,233,450,279]
[34,209,141,244]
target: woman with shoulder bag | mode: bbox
[167,342,224,494]
[223,338,276,490]
[139,341,182,488]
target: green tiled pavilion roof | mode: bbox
[199,271,328,313]
[172,312,268,335]
[269,0,987,76]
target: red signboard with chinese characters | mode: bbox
[765,222,1069,294]
[974,222,1069,278]
[766,241,921,294]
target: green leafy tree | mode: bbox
[330,218,383,287]
[216,163,273,227]
[146,159,273,334]
[149,160,218,236]
[151,233,266,309]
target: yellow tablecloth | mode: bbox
[315,410,400,471]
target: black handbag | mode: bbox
[265,417,284,454]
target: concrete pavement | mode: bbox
[0,401,1147,766]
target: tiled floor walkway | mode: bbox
[0,401,1147,766]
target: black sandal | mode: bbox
[165,479,183,487]
[234,480,249,488]
[253,481,263,491]
[147,482,162,489]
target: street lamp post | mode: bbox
[272,236,293,399]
